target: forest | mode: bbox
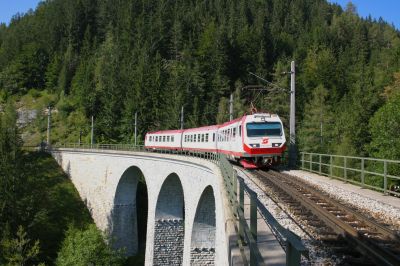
[0,0,399,157]
[0,0,400,264]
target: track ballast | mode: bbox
[254,170,400,266]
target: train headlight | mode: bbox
[272,143,281,147]
[250,143,260,148]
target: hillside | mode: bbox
[0,0,400,158]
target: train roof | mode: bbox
[147,113,280,135]
[147,129,184,135]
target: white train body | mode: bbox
[144,113,286,168]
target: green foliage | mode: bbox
[217,97,229,124]
[0,0,399,157]
[0,43,48,94]
[0,101,95,265]
[1,225,42,266]
[368,94,400,160]
[298,84,333,153]
[56,224,126,266]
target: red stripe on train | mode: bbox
[243,144,286,155]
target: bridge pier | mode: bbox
[153,174,185,265]
[111,166,148,256]
[190,186,216,265]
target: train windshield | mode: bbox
[246,122,282,137]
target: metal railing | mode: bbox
[219,155,307,266]
[49,143,307,265]
[300,152,400,197]
[50,143,221,162]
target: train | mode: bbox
[144,113,286,169]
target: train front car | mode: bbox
[240,113,286,169]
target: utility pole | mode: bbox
[229,93,233,121]
[134,112,138,146]
[79,130,82,146]
[180,106,184,129]
[90,116,94,148]
[47,105,51,147]
[289,60,296,168]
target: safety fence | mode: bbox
[47,143,307,265]
[300,152,400,197]
[219,154,307,266]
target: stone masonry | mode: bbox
[153,219,184,265]
[190,248,215,265]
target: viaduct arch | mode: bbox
[52,149,231,265]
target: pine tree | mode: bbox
[298,84,333,153]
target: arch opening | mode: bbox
[111,166,148,260]
[190,186,216,265]
[153,173,185,265]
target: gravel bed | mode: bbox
[235,167,340,265]
[284,170,400,231]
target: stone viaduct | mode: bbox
[52,148,238,265]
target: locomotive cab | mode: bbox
[241,113,286,168]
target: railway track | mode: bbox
[254,170,400,266]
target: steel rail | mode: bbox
[271,171,397,240]
[256,170,400,266]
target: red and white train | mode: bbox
[144,113,286,169]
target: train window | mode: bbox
[213,133,215,142]
[194,134,197,142]
[198,134,201,142]
[155,136,158,142]
[185,135,187,142]
[233,127,236,137]
[239,126,242,136]
[172,136,174,142]
[201,134,204,142]
[247,122,282,137]
[162,136,165,142]
[167,136,170,142]
[206,133,209,142]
